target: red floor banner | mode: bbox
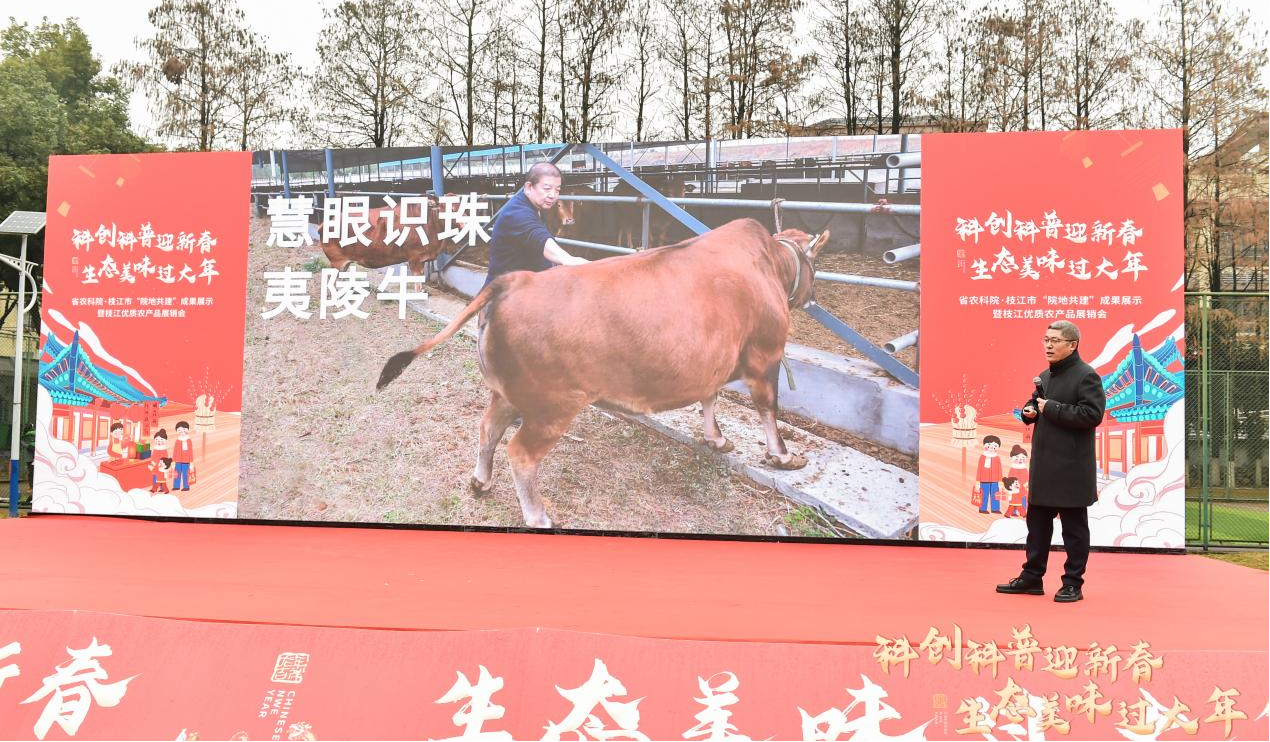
[0,609,1263,741]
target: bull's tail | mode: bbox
[376,282,499,390]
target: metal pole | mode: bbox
[1200,294,1211,550]
[883,330,918,354]
[280,150,291,199]
[883,243,921,264]
[431,145,445,194]
[325,148,335,199]
[1224,370,1232,500]
[9,235,28,517]
[640,201,650,250]
[898,134,910,193]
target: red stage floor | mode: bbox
[1,514,1265,652]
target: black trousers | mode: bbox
[1020,505,1091,588]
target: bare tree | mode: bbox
[766,51,817,133]
[520,0,558,142]
[626,0,660,141]
[121,0,247,151]
[565,0,628,141]
[225,31,298,150]
[869,0,936,134]
[310,0,426,148]
[691,0,724,140]
[719,0,802,138]
[924,2,989,132]
[815,0,874,135]
[484,20,529,144]
[430,0,497,146]
[1051,0,1141,130]
[661,0,697,140]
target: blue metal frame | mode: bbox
[804,303,919,387]
[577,143,710,235]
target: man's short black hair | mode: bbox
[525,162,562,186]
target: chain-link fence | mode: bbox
[1186,292,1269,549]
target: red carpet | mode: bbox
[1,514,1264,651]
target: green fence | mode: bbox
[1186,292,1269,549]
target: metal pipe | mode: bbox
[556,237,635,255]
[8,234,28,517]
[1200,294,1210,550]
[883,243,921,264]
[324,149,335,199]
[542,194,920,216]
[885,152,921,169]
[814,271,918,291]
[640,201,650,250]
[287,190,923,217]
[883,330,918,354]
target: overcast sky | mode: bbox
[5,0,1268,145]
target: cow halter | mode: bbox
[775,236,817,307]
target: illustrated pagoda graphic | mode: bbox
[38,330,168,455]
[1096,334,1185,477]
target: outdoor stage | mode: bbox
[0,515,1266,740]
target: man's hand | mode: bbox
[1022,406,1037,420]
[1037,398,1048,413]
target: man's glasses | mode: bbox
[1042,337,1074,346]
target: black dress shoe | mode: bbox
[1054,585,1083,603]
[995,577,1044,595]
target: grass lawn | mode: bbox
[1186,500,1269,545]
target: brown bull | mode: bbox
[320,198,445,276]
[377,218,829,529]
[543,184,596,241]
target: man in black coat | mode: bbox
[997,320,1107,603]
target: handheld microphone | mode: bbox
[1033,376,1044,397]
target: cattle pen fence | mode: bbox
[252,141,924,389]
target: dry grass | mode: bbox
[1200,551,1269,571]
[239,217,793,535]
[791,250,919,370]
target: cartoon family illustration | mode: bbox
[105,420,197,494]
[972,436,1030,518]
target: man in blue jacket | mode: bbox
[483,163,588,288]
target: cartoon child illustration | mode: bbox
[1001,476,1025,518]
[151,457,173,494]
[106,422,132,460]
[172,421,195,491]
[973,435,1003,514]
[149,428,169,490]
[1006,444,1030,516]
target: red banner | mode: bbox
[918,130,1185,548]
[34,152,250,518]
[0,609,1263,741]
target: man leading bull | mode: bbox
[483,162,588,288]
